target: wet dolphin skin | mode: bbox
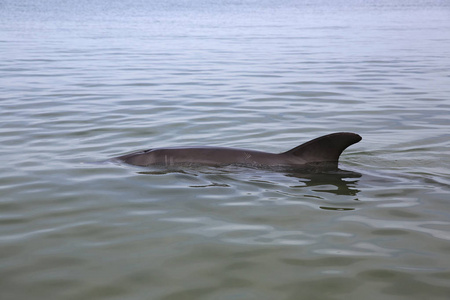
[114,132,361,169]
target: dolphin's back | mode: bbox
[114,132,361,168]
[117,146,282,167]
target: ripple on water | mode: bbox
[1,1,450,299]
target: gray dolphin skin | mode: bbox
[114,132,361,169]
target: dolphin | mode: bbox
[113,132,361,170]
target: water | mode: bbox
[1,0,450,299]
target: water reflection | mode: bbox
[285,168,361,197]
[136,165,361,198]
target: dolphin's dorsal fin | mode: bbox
[282,132,361,164]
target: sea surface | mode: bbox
[1,1,450,299]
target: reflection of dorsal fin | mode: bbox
[282,132,361,163]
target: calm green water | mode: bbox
[1,1,450,299]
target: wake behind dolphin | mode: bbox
[113,132,361,170]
